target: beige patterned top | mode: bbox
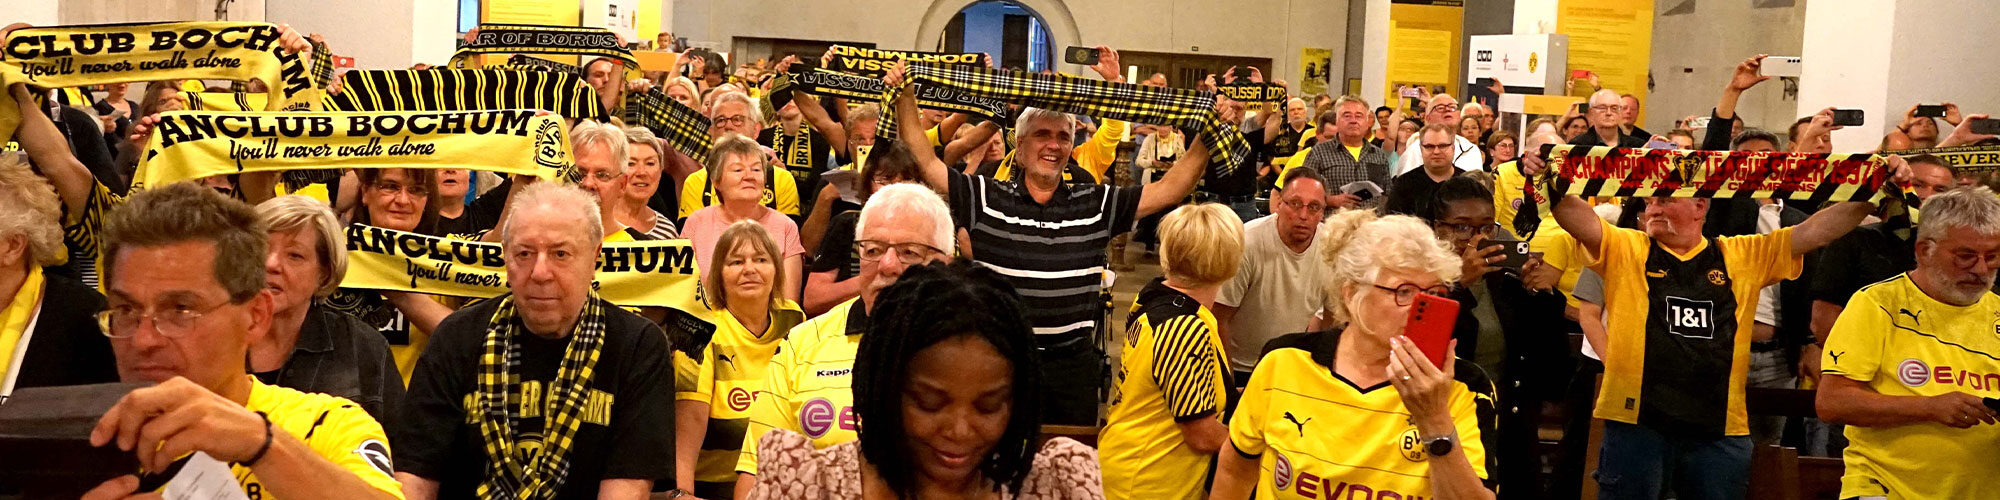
[747,429,1105,500]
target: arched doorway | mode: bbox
[915,0,1081,73]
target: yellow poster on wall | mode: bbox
[1300,48,1333,95]
[1557,0,1653,123]
[1385,0,1464,109]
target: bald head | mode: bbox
[1587,90,1623,133]
[1424,93,1460,129]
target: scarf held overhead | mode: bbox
[766,69,1010,124]
[1512,145,1903,238]
[623,87,712,163]
[339,224,707,315]
[882,62,1251,175]
[326,68,607,121]
[133,109,574,189]
[451,23,635,68]
[1216,82,1288,112]
[824,45,983,78]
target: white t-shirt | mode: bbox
[1216,215,1329,373]
[1393,134,1483,176]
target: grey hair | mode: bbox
[1317,209,1462,325]
[622,126,666,159]
[710,91,765,128]
[1917,186,2000,243]
[845,103,882,140]
[0,156,65,267]
[1012,107,1077,146]
[856,183,953,252]
[503,181,604,248]
[1332,95,1370,113]
[257,195,349,298]
[570,120,629,176]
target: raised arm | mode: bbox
[11,84,97,214]
[1552,195,1605,261]
[942,121,1002,166]
[1137,134,1208,218]
[882,61,951,192]
[1791,157,1910,254]
[790,84,849,152]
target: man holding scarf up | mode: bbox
[395,182,676,500]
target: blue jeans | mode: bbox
[1594,421,1751,500]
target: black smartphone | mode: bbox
[1970,118,2000,136]
[1488,229,1537,272]
[1063,46,1101,66]
[1575,102,1588,114]
[1986,397,2000,411]
[1408,97,1423,111]
[1915,105,1948,118]
[1832,109,1865,127]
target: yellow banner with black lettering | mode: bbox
[133,109,574,190]
[825,45,983,78]
[1887,144,2000,172]
[0,22,318,110]
[339,225,706,314]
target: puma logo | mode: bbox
[1283,412,1312,435]
[1828,350,1844,365]
[1646,270,1669,278]
[717,353,735,366]
[1899,308,1921,326]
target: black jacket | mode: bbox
[13,272,119,391]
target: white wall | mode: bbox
[2,0,59,25]
[267,0,416,70]
[675,0,1347,90]
[1646,0,1806,136]
[1885,0,2000,141]
[410,0,461,66]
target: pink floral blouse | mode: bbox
[747,429,1104,500]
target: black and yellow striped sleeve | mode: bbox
[1149,315,1221,422]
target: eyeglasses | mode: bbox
[1280,198,1327,214]
[1434,222,1497,237]
[1371,283,1455,306]
[1590,104,1623,113]
[713,115,753,127]
[856,240,944,265]
[1430,103,1459,113]
[370,181,430,199]
[97,300,234,339]
[582,167,623,183]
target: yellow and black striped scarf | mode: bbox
[325,68,606,121]
[623,87,712,163]
[475,293,606,500]
[1216,82,1288,113]
[767,69,1010,123]
[1514,145,1913,239]
[451,23,635,69]
[824,45,983,78]
[881,62,1251,176]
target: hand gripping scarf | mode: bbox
[1512,145,1912,240]
[824,45,984,78]
[132,109,576,190]
[0,22,320,139]
[450,23,636,69]
[623,87,712,163]
[325,68,607,121]
[880,62,1251,176]
[475,292,606,500]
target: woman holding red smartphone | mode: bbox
[1208,210,1498,500]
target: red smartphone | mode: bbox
[1404,293,1460,369]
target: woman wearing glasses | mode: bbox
[675,220,806,500]
[1208,209,1499,500]
[683,135,807,301]
[325,166,457,382]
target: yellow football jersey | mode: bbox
[1823,274,2000,499]
[1101,280,1230,500]
[677,167,802,219]
[239,377,406,499]
[677,300,805,495]
[1589,218,1799,436]
[1230,330,1496,499]
[736,298,866,475]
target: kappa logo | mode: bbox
[1271,449,1294,491]
[354,439,393,476]
[1283,412,1312,436]
[1706,269,1728,286]
[1898,359,1930,387]
[728,386,754,412]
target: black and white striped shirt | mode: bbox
[948,170,1141,337]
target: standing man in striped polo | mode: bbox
[884,60,1215,426]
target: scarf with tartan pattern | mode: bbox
[474,292,608,500]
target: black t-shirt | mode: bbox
[1201,129,1262,197]
[435,208,501,239]
[808,210,862,281]
[1382,168,1456,219]
[1810,222,1915,307]
[395,296,678,499]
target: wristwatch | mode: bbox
[1421,432,1457,458]
[663,489,690,499]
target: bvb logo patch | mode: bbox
[533,119,569,171]
[1398,428,1427,462]
[1707,269,1729,286]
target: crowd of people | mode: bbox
[0,18,1996,500]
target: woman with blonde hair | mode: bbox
[1209,210,1498,500]
[1101,203,1244,500]
[617,126,680,239]
[249,195,402,422]
[0,157,117,396]
[674,220,805,499]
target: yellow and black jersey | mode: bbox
[757,126,832,179]
[1589,217,1799,437]
[238,377,406,499]
[1822,274,2000,499]
[677,167,802,219]
[1230,330,1496,499]
[673,300,805,498]
[736,297,867,475]
[61,180,124,289]
[1101,278,1230,500]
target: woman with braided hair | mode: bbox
[749,262,1103,500]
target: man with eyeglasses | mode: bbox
[1571,89,1649,149]
[1548,155,1900,499]
[1294,95,1391,210]
[1214,167,1331,387]
[732,184,954,496]
[1393,93,1483,176]
[80,183,403,500]
[1383,123,1466,218]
